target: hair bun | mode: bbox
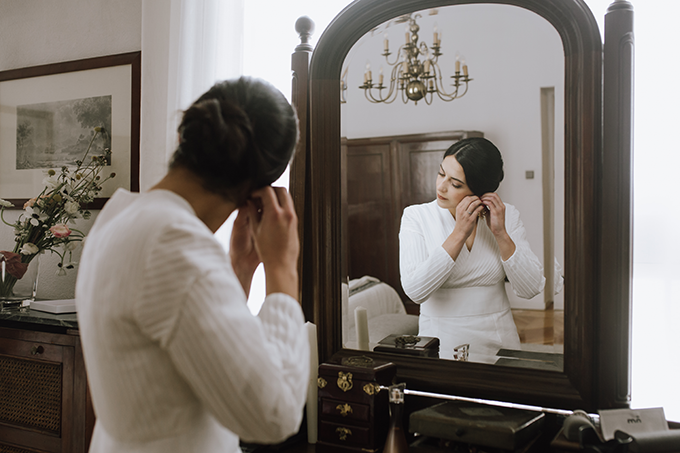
[178,98,254,180]
[170,77,298,205]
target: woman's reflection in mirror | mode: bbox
[399,137,563,362]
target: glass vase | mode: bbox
[0,253,40,311]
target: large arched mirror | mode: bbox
[339,4,565,365]
[292,0,633,411]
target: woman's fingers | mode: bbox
[247,187,299,298]
[463,196,484,215]
[481,192,503,209]
[250,186,280,214]
[273,186,293,209]
[480,193,507,236]
[245,186,299,273]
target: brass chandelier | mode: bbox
[358,13,472,105]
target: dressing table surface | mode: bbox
[0,306,78,332]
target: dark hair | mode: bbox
[169,76,298,205]
[443,137,504,196]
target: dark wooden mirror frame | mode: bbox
[290,0,633,412]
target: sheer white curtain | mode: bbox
[139,0,244,191]
[214,0,353,315]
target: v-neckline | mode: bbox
[443,206,478,254]
[465,221,478,253]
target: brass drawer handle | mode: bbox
[336,426,352,441]
[31,345,44,355]
[363,383,380,395]
[336,403,353,417]
[337,371,353,392]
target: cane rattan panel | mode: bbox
[0,442,45,453]
[0,355,62,434]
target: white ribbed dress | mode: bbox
[399,200,556,363]
[76,189,309,453]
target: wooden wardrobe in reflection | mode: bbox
[341,130,483,314]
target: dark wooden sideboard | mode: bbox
[0,310,93,453]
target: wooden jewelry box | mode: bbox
[373,334,440,358]
[317,356,397,452]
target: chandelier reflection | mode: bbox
[358,14,472,105]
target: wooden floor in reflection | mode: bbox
[512,308,564,345]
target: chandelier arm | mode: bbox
[364,80,399,104]
[432,65,451,100]
[435,84,459,101]
[381,92,398,104]
[458,81,471,98]
[364,87,381,103]
[385,65,403,100]
[401,87,410,104]
[384,44,406,67]
[431,64,459,99]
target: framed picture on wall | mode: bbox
[0,52,141,209]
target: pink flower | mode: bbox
[50,224,72,238]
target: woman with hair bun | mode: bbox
[76,77,308,452]
[399,137,563,363]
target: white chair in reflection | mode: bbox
[342,276,419,351]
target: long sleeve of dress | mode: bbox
[135,227,309,445]
[399,202,550,303]
[500,207,546,299]
[165,285,309,444]
[399,208,456,303]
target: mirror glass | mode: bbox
[340,4,565,369]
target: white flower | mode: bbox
[0,198,14,208]
[64,241,79,252]
[42,175,60,190]
[57,267,68,277]
[25,206,48,224]
[20,243,39,255]
[64,200,79,216]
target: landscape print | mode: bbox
[15,95,112,170]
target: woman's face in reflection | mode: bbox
[436,155,474,213]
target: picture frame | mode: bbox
[0,52,141,210]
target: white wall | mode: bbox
[341,4,565,309]
[0,0,142,299]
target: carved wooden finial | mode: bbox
[295,16,315,52]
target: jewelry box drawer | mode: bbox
[319,419,372,447]
[321,397,370,423]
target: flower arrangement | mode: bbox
[0,127,115,301]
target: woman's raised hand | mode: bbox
[480,192,507,237]
[229,208,261,298]
[244,186,299,299]
[481,192,516,260]
[454,195,485,239]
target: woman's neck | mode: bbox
[151,167,236,233]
